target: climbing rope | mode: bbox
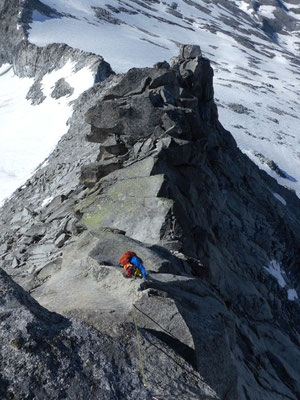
[132,302,147,387]
[131,288,198,400]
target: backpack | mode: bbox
[120,251,137,266]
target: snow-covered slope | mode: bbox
[232,0,300,54]
[27,0,300,196]
[0,62,96,204]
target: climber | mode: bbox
[120,251,146,280]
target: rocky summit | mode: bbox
[1,40,300,400]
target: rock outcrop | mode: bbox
[0,0,114,107]
[14,40,114,106]
[0,44,300,399]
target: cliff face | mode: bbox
[1,42,299,399]
[0,0,26,65]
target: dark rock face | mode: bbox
[0,44,300,399]
[12,41,113,82]
[0,0,26,66]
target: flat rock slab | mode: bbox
[31,233,143,329]
[30,230,185,331]
[76,174,174,243]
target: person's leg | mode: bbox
[134,268,142,278]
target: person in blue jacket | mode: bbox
[130,256,146,280]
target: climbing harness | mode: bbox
[125,264,135,277]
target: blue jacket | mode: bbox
[131,256,146,278]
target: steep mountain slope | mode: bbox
[233,0,300,50]
[26,0,300,197]
[1,44,299,399]
[0,57,112,204]
[1,0,300,202]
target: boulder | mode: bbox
[180,44,202,59]
[51,77,74,99]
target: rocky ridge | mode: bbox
[0,43,299,399]
[17,0,300,199]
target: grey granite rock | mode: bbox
[1,267,217,399]
[51,78,74,99]
[180,44,202,59]
[26,80,46,105]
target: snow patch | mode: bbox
[272,193,286,205]
[233,0,252,16]
[288,289,298,301]
[65,66,95,98]
[264,260,286,288]
[0,69,71,206]
[0,64,12,75]
[41,196,53,207]
[41,61,75,98]
[287,289,298,301]
[259,6,276,19]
